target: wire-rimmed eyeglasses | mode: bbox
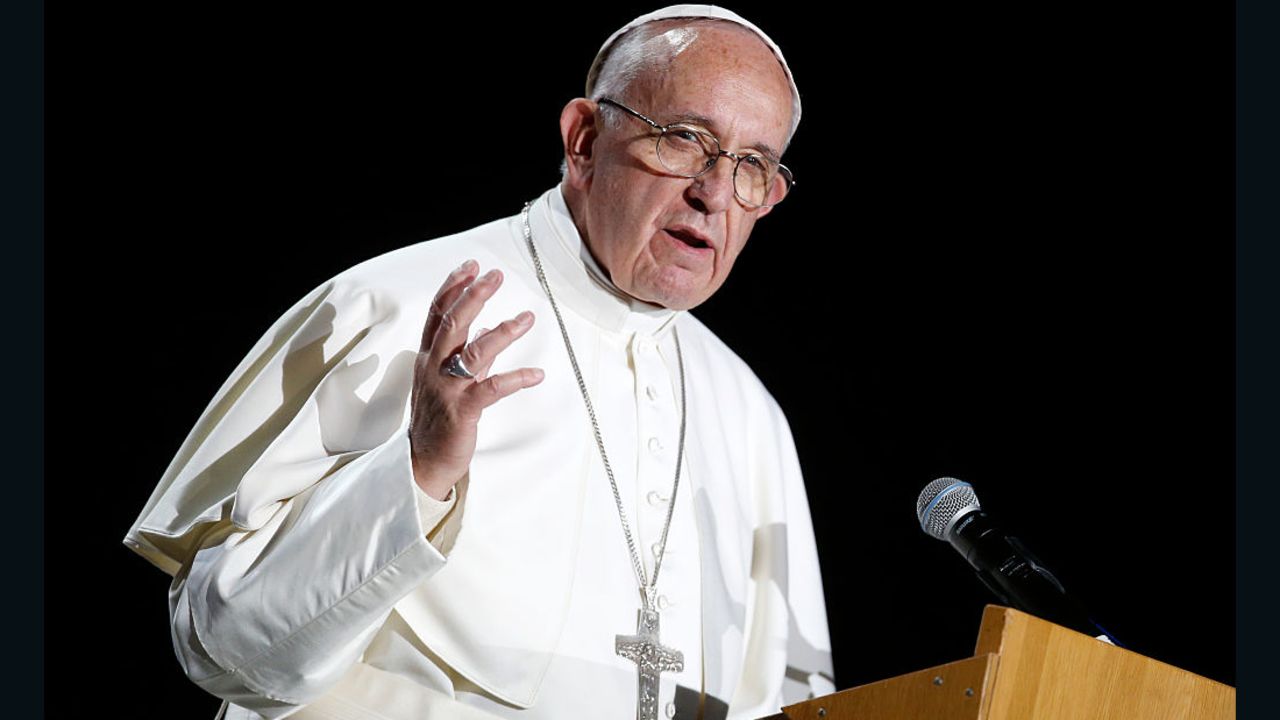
[597,97,793,209]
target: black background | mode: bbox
[47,2,1234,716]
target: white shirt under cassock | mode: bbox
[124,185,835,719]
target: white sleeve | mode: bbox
[729,397,835,718]
[415,479,459,552]
[168,429,451,719]
[125,273,466,718]
[775,414,837,704]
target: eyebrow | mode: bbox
[666,112,782,164]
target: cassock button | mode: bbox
[648,437,663,453]
[666,701,677,718]
[646,490,669,506]
[646,385,659,401]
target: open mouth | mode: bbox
[665,228,710,250]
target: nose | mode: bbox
[685,154,736,214]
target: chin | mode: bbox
[624,266,719,311]
[644,287,710,312]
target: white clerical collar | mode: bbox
[522,184,681,338]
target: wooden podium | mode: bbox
[773,605,1234,720]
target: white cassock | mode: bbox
[124,185,834,720]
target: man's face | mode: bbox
[579,25,793,311]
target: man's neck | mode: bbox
[558,183,667,312]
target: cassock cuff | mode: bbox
[399,429,459,551]
[178,424,453,708]
[413,477,457,536]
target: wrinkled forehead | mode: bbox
[585,7,801,140]
[633,26,793,148]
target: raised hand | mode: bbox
[409,259,544,500]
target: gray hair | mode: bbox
[560,18,799,177]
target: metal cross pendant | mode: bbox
[616,608,684,720]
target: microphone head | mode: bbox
[917,477,982,540]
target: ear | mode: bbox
[560,98,600,191]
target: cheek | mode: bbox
[718,221,755,270]
[588,177,635,241]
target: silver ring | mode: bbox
[443,352,475,379]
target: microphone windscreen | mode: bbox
[917,477,982,540]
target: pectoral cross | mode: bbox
[616,608,684,720]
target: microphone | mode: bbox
[916,477,1120,644]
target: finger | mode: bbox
[462,311,534,380]
[432,267,504,363]
[461,327,492,380]
[461,366,546,416]
[420,259,479,351]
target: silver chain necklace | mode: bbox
[522,201,687,720]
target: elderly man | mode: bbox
[125,6,833,719]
